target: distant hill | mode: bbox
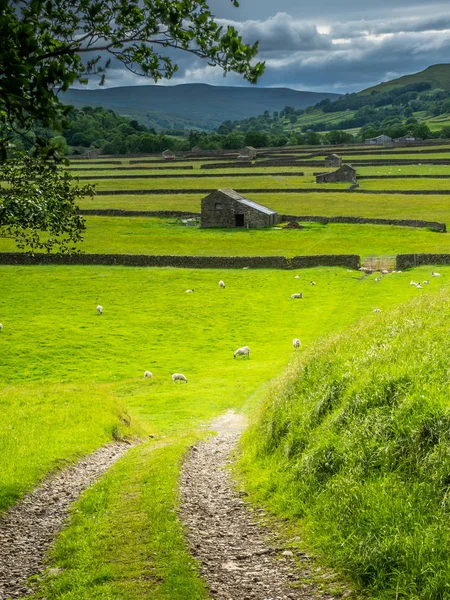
[61,84,340,130]
[360,64,450,95]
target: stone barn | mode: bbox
[239,146,257,159]
[316,164,357,184]
[162,149,175,160]
[201,188,278,229]
[324,154,342,168]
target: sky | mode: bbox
[84,0,450,94]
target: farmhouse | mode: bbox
[365,135,393,145]
[316,164,357,184]
[201,188,278,228]
[324,154,342,167]
[162,149,176,160]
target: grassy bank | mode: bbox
[239,288,450,599]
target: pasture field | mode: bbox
[1,265,448,598]
[0,216,448,259]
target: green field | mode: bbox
[3,265,443,597]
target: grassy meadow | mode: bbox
[239,288,450,599]
[1,265,448,598]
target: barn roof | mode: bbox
[217,188,277,215]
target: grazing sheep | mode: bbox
[186,289,194,293]
[219,280,226,288]
[234,346,250,359]
[293,338,301,349]
[96,305,103,315]
[432,272,441,277]
[416,284,423,289]
[0,323,3,331]
[294,275,300,279]
[144,371,153,379]
[373,308,382,313]
[423,280,430,285]
[291,293,303,299]
[410,281,417,286]
[310,281,316,286]
[172,373,188,383]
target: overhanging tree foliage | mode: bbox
[0,155,91,252]
[0,0,264,251]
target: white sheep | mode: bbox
[310,281,316,286]
[373,308,382,313]
[172,373,188,383]
[431,272,441,277]
[294,275,300,279]
[410,281,417,286]
[0,323,3,332]
[185,289,194,293]
[375,277,380,282]
[423,280,430,285]
[234,346,250,359]
[219,280,226,288]
[144,371,153,379]
[293,338,301,349]
[96,305,103,315]
[291,293,303,299]
[416,283,423,289]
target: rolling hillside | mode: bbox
[360,63,450,95]
[61,84,339,130]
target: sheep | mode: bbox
[144,371,153,379]
[373,308,382,313]
[219,280,226,288]
[410,281,417,286]
[96,305,103,315]
[310,281,316,286]
[294,275,300,279]
[291,293,303,299]
[423,280,430,285]
[172,373,188,383]
[431,272,441,277]
[381,269,389,274]
[185,289,194,293]
[293,338,301,350]
[0,323,3,332]
[375,277,381,282]
[234,346,250,359]
[416,284,423,289]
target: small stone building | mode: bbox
[201,188,278,228]
[239,146,257,159]
[162,149,175,160]
[85,148,101,159]
[316,164,357,184]
[324,154,342,168]
[365,135,392,145]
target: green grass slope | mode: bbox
[240,288,450,599]
[361,63,450,95]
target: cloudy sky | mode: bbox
[87,0,450,94]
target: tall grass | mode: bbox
[240,290,450,599]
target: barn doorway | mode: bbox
[235,214,245,227]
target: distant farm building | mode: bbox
[162,149,176,160]
[239,146,257,159]
[324,154,342,167]
[85,148,101,159]
[365,135,392,145]
[316,164,357,184]
[201,188,278,228]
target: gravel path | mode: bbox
[0,442,133,599]
[180,411,337,600]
